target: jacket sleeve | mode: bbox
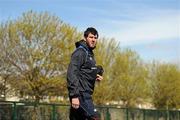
[67,48,86,98]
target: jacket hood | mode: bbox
[75,40,95,51]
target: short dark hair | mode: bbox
[84,27,99,38]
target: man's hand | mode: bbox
[71,97,80,109]
[96,74,103,81]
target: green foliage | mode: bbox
[111,50,148,107]
[94,39,149,107]
[0,11,81,102]
[93,38,120,104]
[149,62,180,109]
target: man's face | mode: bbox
[85,33,98,49]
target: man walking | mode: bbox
[67,27,103,120]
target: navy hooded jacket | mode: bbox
[67,40,97,98]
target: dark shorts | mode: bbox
[69,93,100,120]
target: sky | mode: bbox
[0,0,179,64]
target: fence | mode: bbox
[0,101,179,120]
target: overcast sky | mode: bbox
[0,0,179,64]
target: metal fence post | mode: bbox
[143,109,146,120]
[126,108,129,120]
[52,104,56,120]
[12,102,17,120]
[166,109,169,120]
[106,107,111,120]
[156,110,159,120]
